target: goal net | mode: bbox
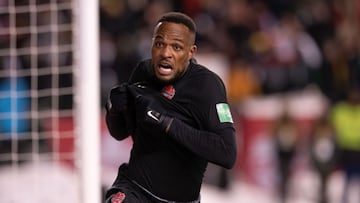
[0,0,100,202]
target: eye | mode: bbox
[154,42,164,47]
[173,45,182,51]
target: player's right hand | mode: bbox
[107,82,130,115]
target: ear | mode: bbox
[188,45,197,59]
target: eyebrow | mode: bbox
[154,35,185,44]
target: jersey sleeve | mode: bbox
[105,111,131,140]
[167,72,237,169]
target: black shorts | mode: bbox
[105,177,154,203]
[104,164,200,203]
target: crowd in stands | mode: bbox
[99,0,360,105]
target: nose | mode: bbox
[160,45,172,58]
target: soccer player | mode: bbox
[104,12,237,203]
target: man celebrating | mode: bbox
[105,12,237,203]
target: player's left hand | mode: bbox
[128,86,173,133]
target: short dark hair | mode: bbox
[157,12,196,34]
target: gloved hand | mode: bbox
[106,82,136,133]
[128,85,173,133]
[106,82,131,115]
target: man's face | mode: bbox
[151,22,196,83]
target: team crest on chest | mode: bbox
[162,85,176,99]
[111,192,126,203]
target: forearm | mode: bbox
[105,112,131,140]
[166,118,237,169]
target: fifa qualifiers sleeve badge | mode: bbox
[216,103,233,123]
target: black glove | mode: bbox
[106,83,136,133]
[128,85,173,133]
[106,83,130,115]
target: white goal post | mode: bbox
[75,0,101,202]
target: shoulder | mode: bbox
[187,59,226,91]
[129,58,153,83]
[178,59,228,103]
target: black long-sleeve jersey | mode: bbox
[106,58,237,201]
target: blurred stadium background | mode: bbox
[1,0,360,202]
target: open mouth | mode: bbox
[157,63,172,75]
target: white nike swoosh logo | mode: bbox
[136,84,146,88]
[147,110,159,122]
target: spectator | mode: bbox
[310,112,338,203]
[331,86,360,203]
[271,113,300,203]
